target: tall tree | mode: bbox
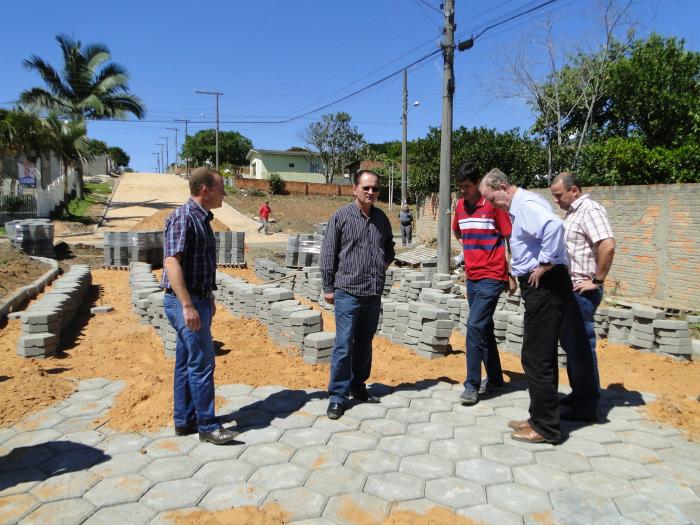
[181,129,252,168]
[45,115,92,198]
[107,146,130,169]
[299,112,365,183]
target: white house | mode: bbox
[245,149,329,183]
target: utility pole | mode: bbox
[156,143,165,174]
[195,89,223,170]
[158,136,170,172]
[437,0,455,274]
[174,119,191,177]
[166,127,179,170]
[153,152,160,174]
[401,69,408,206]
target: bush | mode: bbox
[267,172,284,195]
[249,188,266,198]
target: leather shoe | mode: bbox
[559,393,575,406]
[511,425,560,444]
[561,407,598,423]
[327,402,345,420]
[174,422,197,436]
[350,390,380,403]
[198,427,240,445]
[507,419,530,431]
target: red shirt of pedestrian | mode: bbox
[259,202,271,220]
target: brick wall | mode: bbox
[234,177,354,197]
[416,183,700,311]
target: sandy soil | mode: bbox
[0,267,698,441]
[0,245,51,301]
[130,209,231,233]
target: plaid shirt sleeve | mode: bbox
[581,204,614,245]
[164,210,188,258]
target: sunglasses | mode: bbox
[360,186,380,193]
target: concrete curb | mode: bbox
[0,256,60,320]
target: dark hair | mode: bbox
[551,171,580,191]
[455,162,480,184]
[189,167,221,196]
[353,169,379,186]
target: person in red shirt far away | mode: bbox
[257,200,271,234]
[452,163,516,406]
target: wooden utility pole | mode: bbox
[174,119,191,177]
[401,69,408,205]
[437,0,455,274]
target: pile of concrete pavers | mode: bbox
[215,231,245,266]
[254,258,289,282]
[16,264,91,358]
[104,231,163,267]
[6,219,54,257]
[285,234,323,268]
[378,301,454,359]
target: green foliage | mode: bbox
[107,146,129,168]
[0,109,54,157]
[59,181,111,221]
[85,139,108,156]
[248,188,266,198]
[124,167,134,173]
[267,172,284,195]
[181,129,252,167]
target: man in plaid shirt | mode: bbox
[550,172,616,423]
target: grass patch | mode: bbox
[0,226,6,237]
[58,181,113,223]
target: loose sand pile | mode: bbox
[129,208,230,232]
[0,245,51,301]
[0,267,698,441]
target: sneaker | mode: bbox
[460,387,479,406]
[479,377,505,395]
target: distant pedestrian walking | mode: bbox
[257,200,271,234]
[399,204,414,246]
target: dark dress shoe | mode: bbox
[561,407,598,423]
[559,393,576,406]
[350,390,380,403]
[511,425,560,444]
[327,402,345,419]
[199,427,240,445]
[507,419,530,431]
[174,422,197,436]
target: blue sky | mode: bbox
[2,0,698,171]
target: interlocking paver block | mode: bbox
[558,436,608,457]
[483,444,535,466]
[647,462,700,487]
[30,470,99,502]
[265,487,326,521]
[40,447,108,475]
[425,477,486,508]
[513,464,573,492]
[589,456,652,480]
[0,445,54,472]
[82,502,156,525]
[305,465,365,496]
[455,457,512,485]
[20,497,95,525]
[386,407,430,424]
[458,504,523,525]
[239,442,294,466]
[144,436,197,458]
[345,450,400,475]
[327,430,378,452]
[199,482,268,510]
[364,472,424,501]
[549,488,620,522]
[270,411,317,430]
[615,494,690,525]
[140,478,209,511]
[0,493,39,523]
[13,412,65,432]
[235,425,282,445]
[249,462,309,491]
[312,416,361,433]
[216,383,254,397]
[487,482,551,514]
[534,450,592,473]
[617,430,672,450]
[193,459,253,485]
[428,438,481,461]
[429,411,476,427]
[453,426,504,445]
[2,429,61,450]
[190,441,245,462]
[359,418,407,437]
[0,467,45,497]
[658,446,700,471]
[409,397,454,413]
[280,427,330,447]
[89,451,152,478]
[406,422,454,441]
[571,471,635,498]
[607,443,661,463]
[323,493,389,523]
[344,403,387,420]
[291,445,348,470]
[379,435,429,456]
[569,425,620,444]
[631,477,700,506]
[141,456,203,483]
[99,433,152,455]
[379,394,411,408]
[84,474,151,506]
[392,497,448,513]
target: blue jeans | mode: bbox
[559,287,603,408]
[328,289,381,405]
[164,292,219,433]
[464,278,505,391]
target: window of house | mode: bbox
[289,163,295,168]
[309,161,320,173]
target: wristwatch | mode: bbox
[592,277,604,286]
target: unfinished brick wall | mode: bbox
[234,178,354,197]
[416,183,700,310]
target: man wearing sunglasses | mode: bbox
[320,170,395,419]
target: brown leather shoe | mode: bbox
[511,426,560,444]
[507,419,530,431]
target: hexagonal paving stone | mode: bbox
[2,429,61,450]
[658,446,700,471]
[216,383,254,397]
[606,442,661,464]
[0,447,54,475]
[558,436,608,457]
[78,378,112,390]
[406,422,454,441]
[364,472,424,502]
[386,408,430,424]
[0,493,39,523]
[89,451,153,478]
[141,455,203,483]
[399,453,454,480]
[482,444,535,466]
[391,497,448,513]
[270,411,318,430]
[230,409,272,427]
[13,412,65,432]
[378,394,411,408]
[189,441,245,462]
[0,467,45,497]
[474,415,513,431]
[84,474,151,506]
[453,426,504,445]
[589,456,652,480]
[199,482,268,510]
[393,387,434,399]
[425,476,485,509]
[140,478,209,511]
[458,503,523,525]
[513,464,573,492]
[534,449,592,474]
[144,436,197,458]
[59,399,112,418]
[82,501,156,525]
[345,450,400,475]
[570,471,635,498]
[312,416,361,433]
[323,493,390,523]
[605,405,644,421]
[614,494,689,525]
[487,483,551,515]
[455,458,512,485]
[30,470,99,502]
[680,502,700,525]
[429,411,476,427]
[265,486,326,521]
[302,399,333,417]
[291,445,348,471]
[327,431,378,452]
[305,465,365,496]
[646,461,700,487]
[359,418,407,437]
[40,446,109,476]
[631,477,699,506]
[379,435,429,456]
[549,488,620,522]
[54,416,96,434]
[193,458,253,485]
[235,425,283,445]
[99,433,152,455]
[494,406,530,421]
[409,397,454,413]
[617,430,673,450]
[568,425,621,444]
[0,428,18,446]
[279,427,330,447]
[249,462,309,491]
[430,389,462,403]
[344,403,388,421]
[19,497,94,525]
[239,442,294,467]
[428,439,481,461]
[57,430,105,448]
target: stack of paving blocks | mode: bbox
[415,304,453,359]
[128,263,161,324]
[215,231,245,266]
[8,219,55,257]
[104,231,163,267]
[16,265,91,358]
[505,314,524,356]
[103,232,131,266]
[653,319,692,359]
[628,305,664,352]
[606,307,633,344]
[269,299,306,347]
[303,331,335,363]
[258,287,295,325]
[493,310,510,346]
[147,291,177,357]
[285,234,323,268]
[594,306,610,339]
[254,259,288,282]
[289,310,323,349]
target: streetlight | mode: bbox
[158,136,170,172]
[194,89,223,170]
[156,143,165,173]
[166,127,179,171]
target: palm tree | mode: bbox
[45,115,92,200]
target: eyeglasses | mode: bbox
[360,186,380,193]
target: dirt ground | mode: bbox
[129,208,231,232]
[0,267,698,443]
[0,244,51,301]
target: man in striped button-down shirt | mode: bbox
[320,170,395,420]
[550,172,615,423]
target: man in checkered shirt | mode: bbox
[550,172,616,423]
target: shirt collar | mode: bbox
[508,187,525,219]
[187,197,213,222]
[570,194,590,210]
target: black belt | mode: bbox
[517,264,566,283]
[165,288,213,299]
